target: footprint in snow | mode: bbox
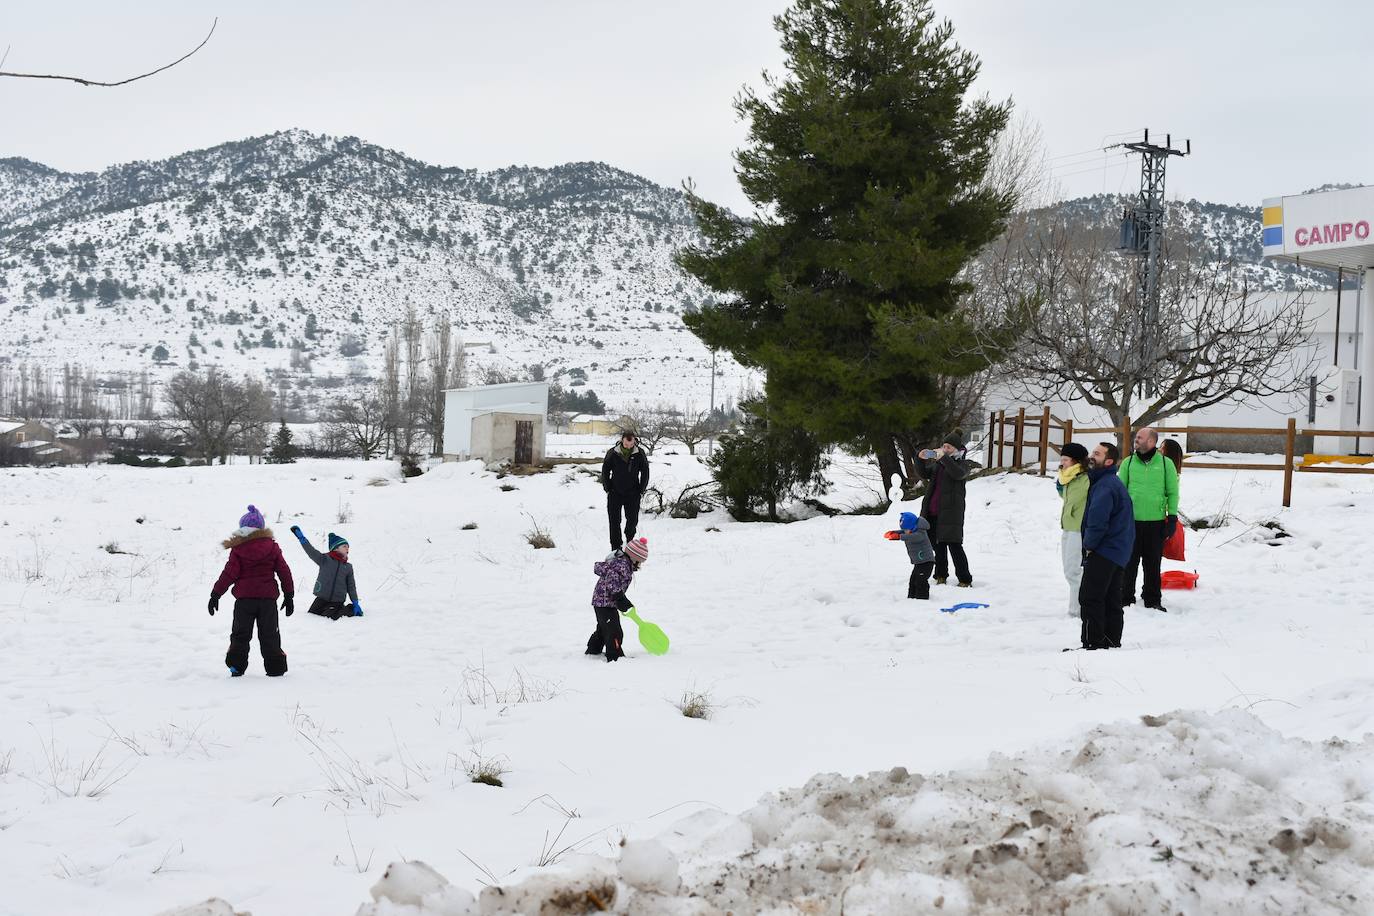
[843,615,865,628]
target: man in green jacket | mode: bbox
[1056,443,1090,618]
[1119,426,1179,612]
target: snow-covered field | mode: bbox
[1,450,1371,915]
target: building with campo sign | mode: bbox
[1262,186,1374,453]
[984,185,1374,458]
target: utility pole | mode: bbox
[1118,129,1190,389]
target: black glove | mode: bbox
[290,525,301,535]
[1164,515,1178,539]
[208,593,219,616]
[283,594,295,617]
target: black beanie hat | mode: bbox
[1061,442,1089,463]
[942,430,965,451]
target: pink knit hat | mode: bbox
[623,537,649,565]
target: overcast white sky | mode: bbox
[2,1,1368,213]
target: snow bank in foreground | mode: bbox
[169,708,1374,915]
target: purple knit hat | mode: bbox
[239,505,265,530]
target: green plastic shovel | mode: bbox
[623,607,670,656]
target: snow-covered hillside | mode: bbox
[0,449,1370,914]
[0,131,746,413]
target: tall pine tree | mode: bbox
[677,0,1014,488]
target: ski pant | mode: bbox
[908,562,935,599]
[933,541,971,584]
[1061,530,1084,617]
[1124,520,1165,607]
[606,492,641,551]
[586,598,629,660]
[226,597,288,676]
[1078,552,1124,650]
[308,596,350,620]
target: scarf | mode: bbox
[329,550,348,562]
[1057,463,1084,486]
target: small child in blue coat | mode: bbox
[885,512,936,599]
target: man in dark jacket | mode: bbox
[601,430,650,551]
[1078,442,1135,650]
[918,432,974,587]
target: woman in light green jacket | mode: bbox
[1056,443,1091,617]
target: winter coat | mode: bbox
[918,453,973,544]
[897,517,936,564]
[212,529,294,600]
[601,446,650,498]
[298,538,358,605]
[592,554,635,607]
[1082,467,1135,568]
[1057,468,1089,532]
[1119,450,1180,522]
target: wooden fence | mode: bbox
[984,407,1374,507]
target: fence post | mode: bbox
[997,410,1006,469]
[1064,418,1074,457]
[1120,416,1131,451]
[986,411,996,469]
[1014,407,1026,470]
[1038,406,1051,477]
[1283,417,1296,508]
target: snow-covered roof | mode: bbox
[16,439,52,450]
[36,447,63,456]
[0,420,25,435]
[568,413,618,423]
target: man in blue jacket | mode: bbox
[1078,442,1135,650]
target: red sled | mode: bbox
[1161,570,1199,590]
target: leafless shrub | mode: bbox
[674,689,715,720]
[336,495,353,525]
[460,663,560,709]
[27,728,137,799]
[524,517,555,549]
[453,746,509,788]
[292,710,417,816]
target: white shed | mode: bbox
[443,382,549,465]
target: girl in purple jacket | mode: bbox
[586,537,649,662]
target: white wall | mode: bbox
[443,382,549,457]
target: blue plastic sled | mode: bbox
[940,602,990,614]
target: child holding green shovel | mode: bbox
[586,537,649,662]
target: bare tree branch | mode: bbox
[970,215,1319,435]
[1,18,217,87]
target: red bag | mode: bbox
[1163,523,1185,561]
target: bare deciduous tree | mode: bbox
[620,403,675,455]
[163,369,273,464]
[668,407,720,455]
[422,318,456,456]
[325,395,388,460]
[978,219,1317,434]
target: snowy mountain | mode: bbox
[0,130,1334,420]
[1046,193,1335,290]
[0,130,739,418]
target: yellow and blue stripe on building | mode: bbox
[1262,197,1283,253]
